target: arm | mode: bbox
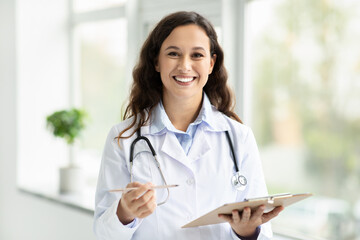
[93,126,156,240]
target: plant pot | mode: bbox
[59,166,84,194]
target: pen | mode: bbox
[109,184,179,193]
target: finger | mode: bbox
[137,191,156,209]
[138,209,152,219]
[122,182,145,197]
[136,194,157,216]
[251,205,265,221]
[232,210,241,224]
[241,207,251,223]
[127,182,152,200]
[131,189,155,210]
[138,204,156,219]
[218,214,233,223]
[122,182,142,198]
[122,183,152,210]
[120,192,154,219]
[262,206,284,223]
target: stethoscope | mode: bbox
[129,128,248,205]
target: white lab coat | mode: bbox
[94,103,273,240]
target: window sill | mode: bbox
[18,185,95,215]
[17,186,312,240]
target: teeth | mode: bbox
[174,76,194,83]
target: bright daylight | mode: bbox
[1,0,359,240]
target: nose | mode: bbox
[177,56,191,72]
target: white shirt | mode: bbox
[94,95,273,240]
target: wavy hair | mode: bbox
[117,11,242,140]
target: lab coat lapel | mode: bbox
[160,132,191,169]
[187,127,211,163]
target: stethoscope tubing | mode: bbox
[225,130,239,173]
[130,129,156,162]
[129,127,246,195]
[130,129,237,170]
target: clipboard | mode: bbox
[182,193,312,228]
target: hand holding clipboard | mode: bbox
[182,193,312,228]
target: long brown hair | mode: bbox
[117,11,242,140]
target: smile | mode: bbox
[173,76,196,83]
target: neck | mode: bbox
[162,94,203,132]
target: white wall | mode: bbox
[16,0,70,189]
[0,0,96,239]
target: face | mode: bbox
[155,24,216,105]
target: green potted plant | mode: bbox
[46,108,87,193]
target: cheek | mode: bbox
[158,60,174,74]
[159,71,173,88]
[160,72,168,83]
[199,62,213,75]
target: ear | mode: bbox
[209,54,217,74]
[155,58,160,72]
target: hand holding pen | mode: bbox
[116,182,157,225]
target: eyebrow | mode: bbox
[164,46,207,51]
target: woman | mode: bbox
[94,11,283,240]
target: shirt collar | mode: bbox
[149,93,230,135]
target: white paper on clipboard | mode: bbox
[181,193,312,228]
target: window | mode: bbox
[16,0,128,211]
[73,0,127,12]
[74,19,127,188]
[17,0,70,192]
[245,0,360,238]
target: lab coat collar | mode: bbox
[148,93,230,135]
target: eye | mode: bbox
[167,52,179,57]
[192,53,204,58]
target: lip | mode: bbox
[173,75,197,82]
[172,76,196,86]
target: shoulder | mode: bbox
[104,117,140,148]
[221,114,253,144]
[111,117,136,137]
[207,105,252,142]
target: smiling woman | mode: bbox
[94,11,282,240]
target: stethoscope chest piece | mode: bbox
[232,172,247,191]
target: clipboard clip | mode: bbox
[267,197,275,204]
[244,193,292,204]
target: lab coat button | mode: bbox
[186,178,195,185]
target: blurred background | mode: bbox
[1,0,359,239]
